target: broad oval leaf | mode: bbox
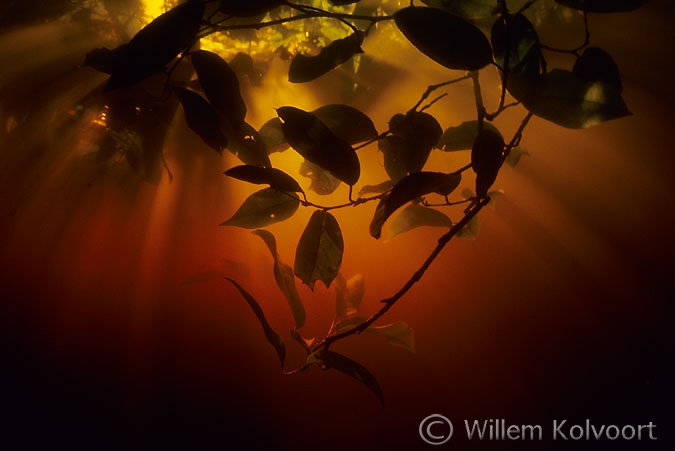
[289,31,364,83]
[437,120,501,151]
[394,6,493,71]
[220,0,283,16]
[421,0,499,19]
[278,106,360,185]
[313,104,378,145]
[385,111,443,176]
[471,128,505,198]
[225,278,286,369]
[191,50,247,128]
[491,13,543,76]
[258,117,289,154]
[105,0,204,91]
[522,69,631,129]
[307,350,384,406]
[225,122,272,168]
[221,188,299,229]
[83,44,129,74]
[573,46,622,92]
[369,171,462,239]
[225,165,303,193]
[299,160,341,196]
[555,0,647,13]
[253,230,306,329]
[294,210,344,290]
[335,273,365,318]
[384,202,452,241]
[174,87,228,153]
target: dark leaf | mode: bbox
[299,160,342,196]
[258,117,289,154]
[522,69,631,128]
[555,0,647,13]
[329,0,361,5]
[421,0,500,19]
[573,46,622,92]
[105,0,204,91]
[253,230,306,329]
[313,104,378,145]
[384,202,452,241]
[221,188,299,229]
[294,210,344,290]
[289,32,364,83]
[394,6,493,71]
[370,171,461,239]
[220,0,283,17]
[379,136,411,182]
[191,50,247,128]
[471,128,505,198]
[225,278,286,369]
[491,13,544,77]
[174,87,228,153]
[358,180,394,196]
[83,44,128,74]
[383,111,443,177]
[277,106,360,185]
[307,350,384,406]
[225,122,272,167]
[437,120,501,151]
[225,165,303,193]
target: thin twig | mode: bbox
[409,74,472,113]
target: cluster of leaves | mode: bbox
[82,0,644,403]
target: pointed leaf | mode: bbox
[289,32,364,83]
[294,211,344,290]
[174,87,228,153]
[471,128,505,198]
[522,69,631,128]
[421,0,499,19]
[221,188,299,229]
[259,117,289,154]
[384,202,452,241]
[278,106,360,185]
[369,171,462,239]
[573,46,622,92]
[307,350,384,405]
[220,0,283,16]
[335,274,365,318]
[358,180,394,196]
[299,160,342,196]
[191,50,247,128]
[83,44,129,74]
[555,0,647,13]
[225,122,272,168]
[333,315,367,335]
[437,120,501,152]
[368,322,416,353]
[394,6,493,71]
[384,111,443,177]
[105,0,204,91]
[225,278,285,369]
[313,104,378,145]
[491,13,543,76]
[225,165,303,193]
[504,146,529,168]
[253,230,306,329]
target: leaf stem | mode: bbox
[409,74,472,113]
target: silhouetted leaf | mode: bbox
[253,230,306,329]
[522,69,630,128]
[382,111,443,179]
[573,46,622,92]
[329,0,361,6]
[225,165,303,193]
[174,87,228,153]
[259,117,289,154]
[221,188,299,229]
[555,0,647,12]
[191,50,247,128]
[379,136,410,182]
[491,13,543,76]
[505,146,529,168]
[368,322,416,353]
[225,278,285,369]
[370,171,462,239]
[307,350,384,405]
[294,210,344,290]
[220,0,283,16]
[335,273,365,318]
[359,180,394,196]
[313,104,378,145]
[471,128,505,198]
[278,106,360,185]
[299,160,342,196]
[422,0,499,19]
[289,32,364,83]
[83,44,129,74]
[226,123,272,167]
[394,6,493,71]
[437,120,501,151]
[384,202,452,241]
[105,0,204,91]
